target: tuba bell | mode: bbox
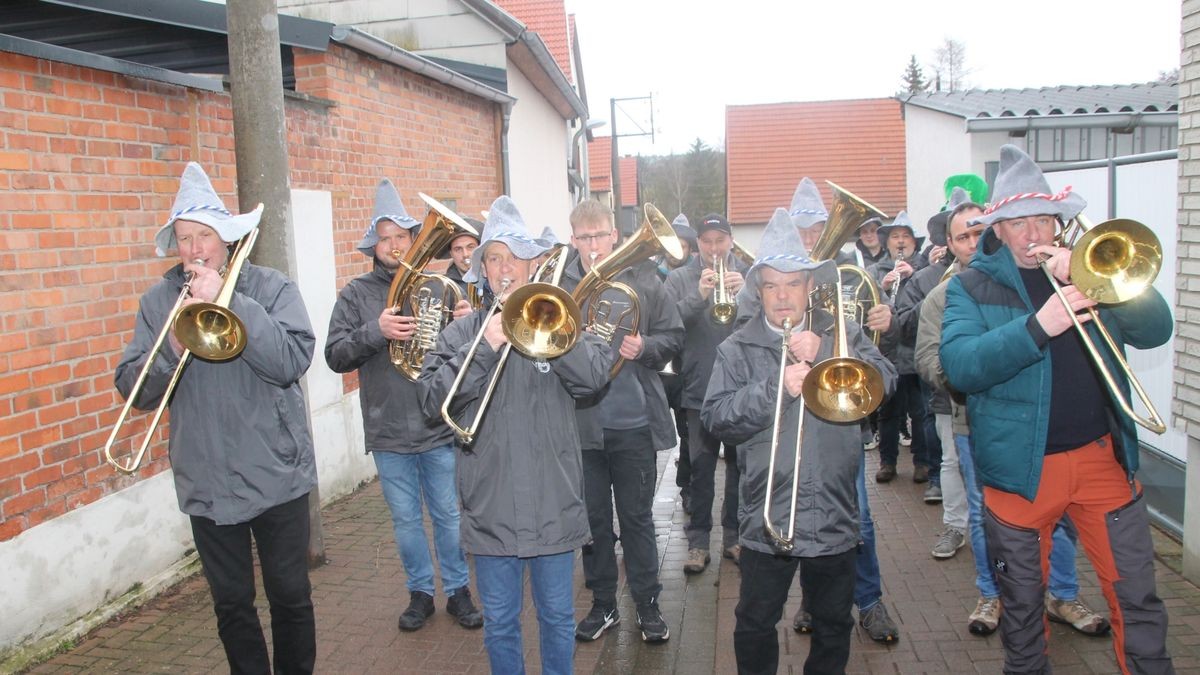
[806,182,887,344]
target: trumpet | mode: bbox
[105,225,260,474]
[763,275,885,552]
[1029,215,1165,433]
[711,256,736,324]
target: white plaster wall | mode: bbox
[969,132,1012,183]
[505,67,573,244]
[904,105,972,229]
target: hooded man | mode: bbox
[115,162,318,674]
[941,144,1173,674]
[418,196,612,674]
[324,179,483,633]
[702,208,897,674]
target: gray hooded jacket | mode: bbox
[325,263,455,453]
[701,309,897,557]
[418,309,612,557]
[115,263,318,526]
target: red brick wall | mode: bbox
[0,43,502,541]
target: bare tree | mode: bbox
[1156,68,1180,85]
[932,38,972,92]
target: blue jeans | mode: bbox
[373,445,470,596]
[957,433,1079,599]
[854,449,883,612]
[474,552,576,675]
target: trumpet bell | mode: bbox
[801,356,884,423]
[174,303,247,361]
[1070,219,1161,304]
[502,282,581,359]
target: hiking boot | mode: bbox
[575,605,619,641]
[859,602,899,643]
[968,596,1001,636]
[684,548,710,574]
[636,600,670,643]
[875,463,897,483]
[1046,594,1111,636]
[923,483,942,504]
[446,587,483,629]
[912,465,930,484]
[722,544,741,566]
[930,527,966,559]
[792,606,813,633]
[397,591,435,631]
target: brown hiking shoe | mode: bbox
[968,596,1001,636]
[1046,594,1111,636]
[875,463,896,483]
[683,548,710,574]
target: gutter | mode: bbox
[966,111,1177,133]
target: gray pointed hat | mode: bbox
[788,177,829,230]
[971,144,1086,226]
[537,226,561,248]
[744,208,837,301]
[463,196,552,283]
[877,211,925,251]
[154,162,262,257]
[671,213,698,249]
[356,179,420,257]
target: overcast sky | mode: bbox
[568,0,1183,155]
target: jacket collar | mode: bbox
[734,307,835,349]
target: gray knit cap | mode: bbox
[971,144,1087,226]
[154,162,262,256]
[356,179,420,257]
[788,177,829,230]
[463,196,552,283]
[744,208,837,301]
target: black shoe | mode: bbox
[636,600,670,643]
[575,605,619,641]
[446,587,483,629]
[397,591,435,631]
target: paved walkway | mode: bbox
[26,447,1200,674]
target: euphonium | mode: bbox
[387,193,479,380]
[807,182,887,343]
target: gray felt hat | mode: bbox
[154,162,262,257]
[671,213,698,249]
[788,177,829,230]
[463,196,552,283]
[971,144,1086,226]
[537,226,561,248]
[356,179,420,257]
[744,208,837,301]
[877,211,925,251]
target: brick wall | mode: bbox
[1178,0,1200,438]
[0,43,501,541]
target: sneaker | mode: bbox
[859,602,900,643]
[722,544,741,566]
[863,433,879,451]
[912,465,930,484]
[968,596,1001,636]
[636,600,670,643]
[875,463,896,483]
[397,591,435,631]
[684,548,710,574]
[899,431,912,447]
[792,606,813,634]
[1046,594,1111,636]
[923,484,943,504]
[575,605,620,641]
[930,527,966,559]
[446,587,483,629]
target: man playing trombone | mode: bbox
[702,209,896,675]
[114,162,318,674]
[941,145,1174,674]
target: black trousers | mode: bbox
[735,547,857,675]
[673,406,691,494]
[190,493,316,675]
[685,408,739,549]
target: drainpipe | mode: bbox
[501,106,512,195]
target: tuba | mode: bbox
[386,193,479,380]
[575,203,684,378]
[806,182,887,344]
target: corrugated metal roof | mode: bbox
[494,0,572,84]
[900,82,1178,119]
[726,98,907,225]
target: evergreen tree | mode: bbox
[900,55,928,94]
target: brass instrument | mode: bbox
[387,193,479,380]
[807,182,887,344]
[104,225,260,474]
[1029,215,1165,434]
[711,257,736,324]
[440,246,582,446]
[763,275,885,552]
[575,203,684,378]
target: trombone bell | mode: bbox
[1069,218,1161,304]
[174,304,247,361]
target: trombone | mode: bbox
[439,246,581,446]
[104,226,260,474]
[763,276,885,552]
[1030,215,1166,434]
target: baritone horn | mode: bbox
[808,182,887,344]
[104,223,261,474]
[1029,214,1165,433]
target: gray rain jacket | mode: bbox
[115,263,317,526]
[562,257,683,451]
[913,273,969,435]
[895,257,951,410]
[869,253,930,375]
[701,310,897,558]
[325,263,454,454]
[418,309,612,557]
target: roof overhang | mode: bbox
[965,111,1177,133]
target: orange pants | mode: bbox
[983,435,1173,675]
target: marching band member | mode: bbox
[418,196,611,674]
[661,214,698,515]
[442,216,482,299]
[324,179,482,632]
[115,162,318,674]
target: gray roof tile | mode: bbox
[899,82,1177,119]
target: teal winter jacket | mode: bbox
[939,228,1172,501]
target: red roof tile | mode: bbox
[495,0,573,83]
[618,156,637,207]
[725,98,907,225]
[586,136,637,206]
